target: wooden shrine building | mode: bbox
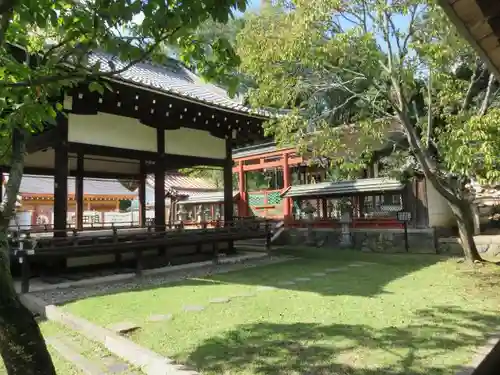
[231,140,455,232]
[0,48,269,243]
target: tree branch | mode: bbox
[461,60,485,112]
[397,109,457,203]
[426,69,433,149]
[478,73,495,116]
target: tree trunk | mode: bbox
[447,197,483,263]
[0,129,57,375]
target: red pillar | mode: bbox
[283,153,291,219]
[237,161,247,217]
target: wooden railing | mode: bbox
[12,218,274,293]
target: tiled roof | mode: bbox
[89,51,273,118]
[13,175,137,197]
[146,173,218,197]
[177,191,239,204]
[282,178,405,198]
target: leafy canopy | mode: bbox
[0,0,249,165]
[237,0,500,186]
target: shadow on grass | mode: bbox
[185,306,500,375]
[45,248,451,305]
[207,248,448,298]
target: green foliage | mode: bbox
[0,0,249,166]
[237,0,500,186]
[180,167,225,189]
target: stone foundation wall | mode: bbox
[283,227,500,258]
[285,227,437,253]
[438,235,500,258]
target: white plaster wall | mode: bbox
[68,112,157,152]
[165,128,225,159]
[426,180,456,227]
[68,113,225,159]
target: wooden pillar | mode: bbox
[154,163,166,231]
[139,160,147,227]
[237,161,247,217]
[53,113,68,237]
[223,138,234,225]
[224,138,235,250]
[155,127,166,231]
[75,153,84,230]
[283,152,291,219]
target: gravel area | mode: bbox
[31,255,295,305]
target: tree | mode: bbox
[180,166,225,188]
[237,0,500,262]
[0,1,248,374]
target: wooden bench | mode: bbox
[13,220,272,293]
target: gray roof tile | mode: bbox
[89,51,273,117]
[282,178,405,198]
[18,175,136,197]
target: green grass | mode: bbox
[63,248,500,375]
[1,320,140,375]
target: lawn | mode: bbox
[62,248,500,375]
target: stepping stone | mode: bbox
[209,297,230,304]
[106,361,130,374]
[325,268,343,272]
[107,321,140,334]
[232,292,255,298]
[183,305,205,312]
[278,280,296,286]
[311,272,326,277]
[294,277,311,282]
[147,314,172,322]
[256,286,276,292]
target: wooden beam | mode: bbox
[69,142,226,170]
[233,147,297,162]
[26,128,59,154]
[477,0,500,19]
[232,157,303,173]
[68,142,158,161]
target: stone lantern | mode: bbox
[302,201,317,244]
[339,210,352,247]
[177,205,188,223]
[195,205,203,223]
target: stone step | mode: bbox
[45,336,104,375]
[46,333,141,375]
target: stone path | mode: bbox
[107,261,374,331]
[46,332,142,375]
